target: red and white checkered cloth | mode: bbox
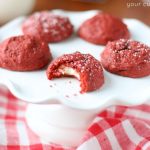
[0,85,150,150]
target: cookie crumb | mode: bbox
[65,95,70,98]
[73,93,77,96]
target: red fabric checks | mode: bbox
[0,86,150,150]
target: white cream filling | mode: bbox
[58,66,80,80]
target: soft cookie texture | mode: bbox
[0,35,52,71]
[22,11,73,43]
[46,52,104,93]
[101,39,150,78]
[78,13,130,45]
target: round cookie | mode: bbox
[22,11,73,43]
[78,13,130,45]
[46,52,104,93]
[0,35,52,71]
[101,39,150,78]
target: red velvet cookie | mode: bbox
[101,39,150,78]
[46,52,104,93]
[78,13,130,45]
[0,35,52,71]
[22,11,73,43]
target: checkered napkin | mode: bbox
[0,86,150,150]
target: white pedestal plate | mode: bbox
[26,103,104,147]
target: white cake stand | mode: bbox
[25,104,101,147]
[0,10,150,147]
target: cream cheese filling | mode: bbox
[58,65,80,80]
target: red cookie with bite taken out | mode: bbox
[0,35,52,71]
[78,13,130,45]
[101,39,150,78]
[46,52,104,93]
[22,11,73,43]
